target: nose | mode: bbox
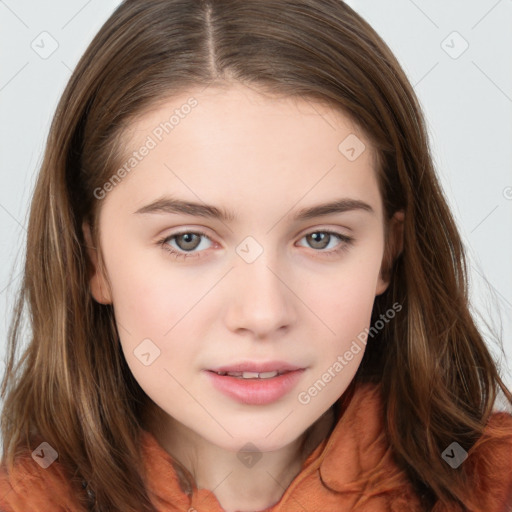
[224,249,297,339]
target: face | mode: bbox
[84,83,401,453]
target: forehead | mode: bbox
[104,83,383,223]
[123,83,374,155]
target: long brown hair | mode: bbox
[1,1,511,511]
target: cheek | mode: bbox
[103,244,206,360]
[304,239,384,382]
[110,269,170,333]
[106,261,205,400]
[105,235,203,325]
[314,279,375,369]
[316,249,384,333]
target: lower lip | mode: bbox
[204,369,305,405]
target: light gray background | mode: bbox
[1,1,511,402]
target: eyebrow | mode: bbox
[133,196,374,222]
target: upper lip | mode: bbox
[207,361,304,373]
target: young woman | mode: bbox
[1,1,511,511]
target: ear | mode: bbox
[82,221,112,304]
[375,210,404,296]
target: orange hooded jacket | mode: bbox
[1,381,511,511]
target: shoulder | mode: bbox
[0,451,87,512]
[459,411,512,511]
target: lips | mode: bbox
[207,361,303,375]
[204,365,306,405]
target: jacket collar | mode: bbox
[313,380,415,496]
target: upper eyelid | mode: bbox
[163,224,353,238]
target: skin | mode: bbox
[83,82,403,512]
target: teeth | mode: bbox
[257,371,279,379]
[215,370,280,379]
[241,371,260,378]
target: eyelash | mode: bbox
[157,229,354,261]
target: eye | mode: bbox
[297,230,354,257]
[157,229,354,261]
[158,230,212,260]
